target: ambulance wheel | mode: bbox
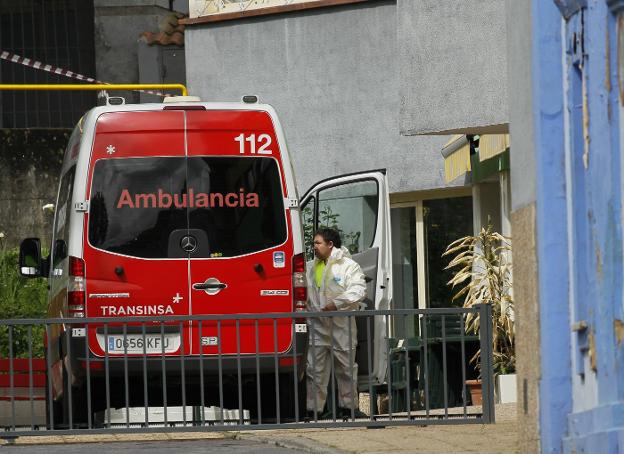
[279,374,306,422]
[60,363,89,428]
[258,373,305,423]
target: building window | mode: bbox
[423,196,473,308]
[390,193,473,326]
[391,206,418,338]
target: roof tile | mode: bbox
[139,12,186,46]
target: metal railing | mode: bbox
[0,305,494,438]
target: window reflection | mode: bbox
[424,196,473,308]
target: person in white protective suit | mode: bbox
[306,227,368,418]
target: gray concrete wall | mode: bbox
[94,0,179,102]
[506,0,535,211]
[472,182,502,232]
[138,43,186,103]
[185,1,454,195]
[398,0,509,136]
[506,2,540,451]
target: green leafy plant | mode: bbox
[343,231,361,255]
[443,223,515,376]
[319,205,340,230]
[0,234,48,358]
[302,205,316,260]
[303,204,363,259]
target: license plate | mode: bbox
[96,333,181,354]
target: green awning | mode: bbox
[470,148,510,183]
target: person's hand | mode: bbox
[321,302,337,311]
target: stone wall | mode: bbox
[0,130,67,249]
[510,204,540,453]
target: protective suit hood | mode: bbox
[329,245,352,262]
[316,245,351,265]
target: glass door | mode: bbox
[390,206,418,338]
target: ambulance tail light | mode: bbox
[292,253,307,323]
[69,256,85,277]
[68,256,85,318]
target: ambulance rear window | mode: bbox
[88,157,287,258]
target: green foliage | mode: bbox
[0,237,48,358]
[302,205,315,260]
[443,223,515,376]
[342,231,361,256]
[303,204,362,260]
[0,129,67,173]
[318,204,340,230]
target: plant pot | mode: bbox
[465,379,482,406]
[495,373,517,404]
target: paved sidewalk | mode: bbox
[0,404,518,454]
[241,404,518,454]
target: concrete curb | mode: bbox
[0,430,347,453]
[0,431,238,446]
[238,432,349,454]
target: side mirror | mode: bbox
[19,238,42,278]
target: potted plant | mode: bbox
[442,223,515,405]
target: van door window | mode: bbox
[52,166,76,268]
[88,156,286,259]
[88,157,187,258]
[317,180,378,254]
[187,156,287,257]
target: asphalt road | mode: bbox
[0,439,298,453]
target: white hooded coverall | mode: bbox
[306,246,367,413]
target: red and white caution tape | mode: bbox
[1,50,167,97]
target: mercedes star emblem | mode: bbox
[180,235,198,253]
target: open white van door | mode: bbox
[300,169,392,387]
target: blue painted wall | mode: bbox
[533,0,624,452]
[561,2,624,452]
[531,2,572,452]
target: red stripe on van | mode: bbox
[92,110,186,159]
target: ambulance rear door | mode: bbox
[185,109,294,356]
[84,110,191,357]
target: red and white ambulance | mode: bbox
[19,96,392,426]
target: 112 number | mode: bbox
[234,133,272,155]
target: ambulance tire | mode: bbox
[88,378,107,418]
[279,374,306,423]
[256,373,305,423]
[60,363,89,429]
